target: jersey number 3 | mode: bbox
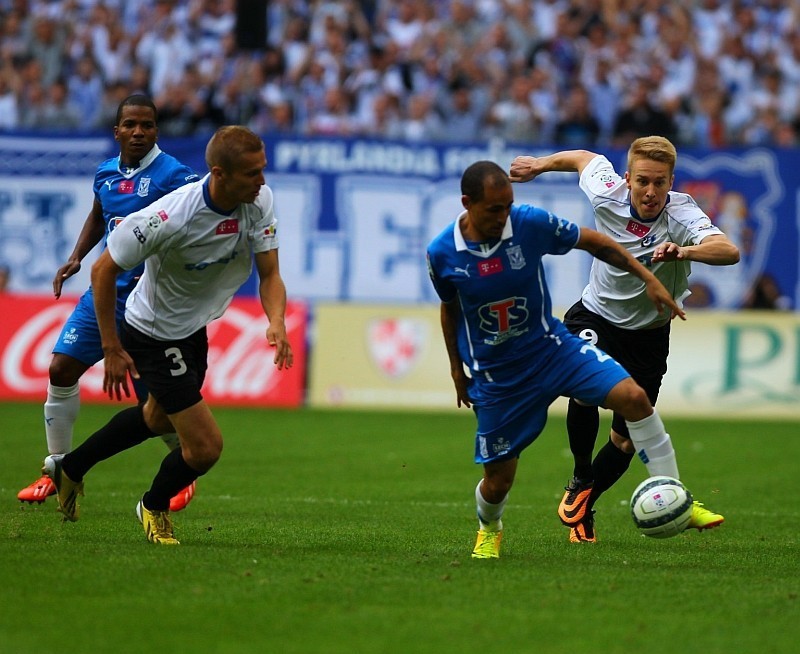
[164,347,188,377]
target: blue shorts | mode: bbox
[52,288,148,401]
[470,325,630,464]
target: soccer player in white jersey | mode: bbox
[510,136,740,542]
[43,126,294,544]
[17,95,201,512]
[427,160,687,559]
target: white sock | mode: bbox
[44,382,80,455]
[475,480,506,531]
[625,409,680,479]
[160,433,180,450]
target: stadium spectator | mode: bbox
[44,125,293,545]
[67,55,104,128]
[37,78,82,130]
[188,0,236,59]
[135,19,190,93]
[2,0,800,146]
[554,83,599,146]
[612,80,677,146]
[23,14,66,86]
[0,67,19,128]
[18,78,47,129]
[92,17,133,85]
[154,64,217,135]
[307,86,359,136]
[436,76,489,143]
[365,90,403,138]
[486,74,541,144]
[398,92,442,142]
[0,8,28,64]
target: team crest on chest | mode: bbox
[506,245,526,270]
[137,177,151,197]
[642,233,657,247]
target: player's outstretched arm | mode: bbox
[509,150,598,183]
[651,234,740,266]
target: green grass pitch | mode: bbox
[1,401,798,653]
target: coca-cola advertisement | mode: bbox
[0,294,307,407]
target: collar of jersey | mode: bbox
[629,193,670,224]
[202,175,236,216]
[117,144,161,179]
[453,211,513,257]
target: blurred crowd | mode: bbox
[1,0,799,147]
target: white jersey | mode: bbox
[107,174,279,340]
[579,155,723,329]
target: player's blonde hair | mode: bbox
[205,126,264,173]
[627,136,677,175]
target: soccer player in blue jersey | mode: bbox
[510,138,738,542]
[17,95,201,511]
[426,160,688,558]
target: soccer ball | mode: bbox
[630,476,693,539]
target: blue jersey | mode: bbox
[52,145,197,375]
[94,144,199,295]
[427,203,581,374]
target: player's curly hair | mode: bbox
[461,160,509,201]
[206,126,264,173]
[627,136,677,175]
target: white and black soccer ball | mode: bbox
[630,476,693,539]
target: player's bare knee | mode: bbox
[48,355,86,387]
[184,434,223,472]
[610,380,651,422]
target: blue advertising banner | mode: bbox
[1,134,797,311]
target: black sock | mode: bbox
[63,405,157,481]
[588,437,635,509]
[143,448,202,511]
[566,399,600,481]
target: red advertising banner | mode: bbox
[0,294,307,407]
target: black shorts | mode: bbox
[121,320,208,415]
[564,300,670,436]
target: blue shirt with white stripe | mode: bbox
[427,203,580,374]
[93,144,198,295]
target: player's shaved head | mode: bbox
[461,161,510,201]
